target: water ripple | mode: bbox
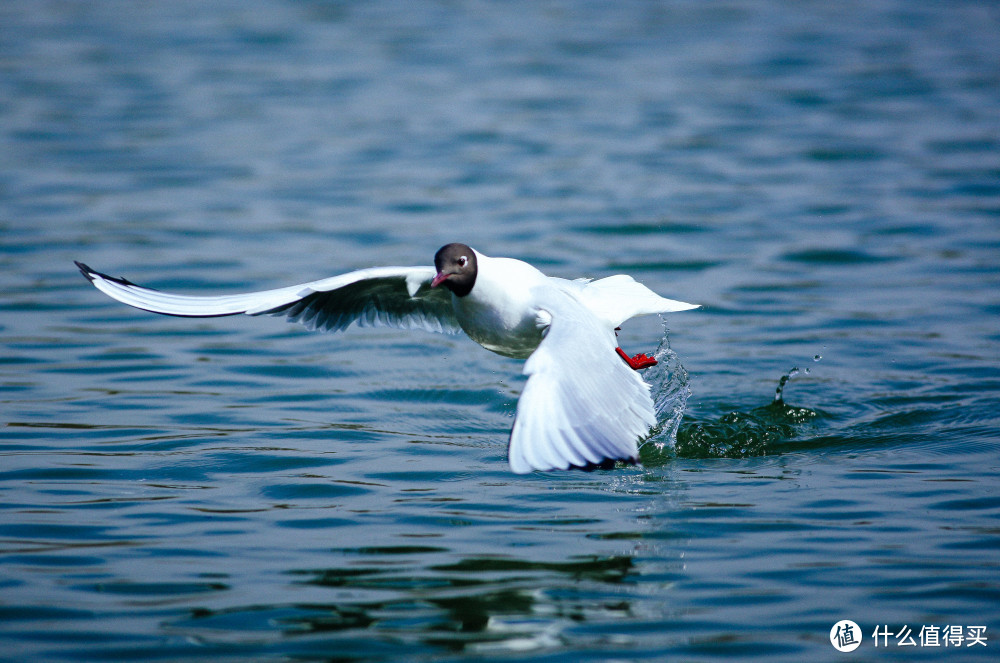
[3,0,1000,660]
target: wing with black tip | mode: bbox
[75,262,460,334]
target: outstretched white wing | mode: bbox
[76,262,460,334]
[507,288,656,473]
[578,274,699,328]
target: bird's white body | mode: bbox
[456,250,696,359]
[452,253,549,358]
[76,246,698,474]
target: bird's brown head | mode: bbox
[432,243,477,297]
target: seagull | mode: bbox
[76,244,698,473]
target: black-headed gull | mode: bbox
[76,244,698,473]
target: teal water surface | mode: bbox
[2,1,999,661]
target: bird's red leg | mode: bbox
[614,328,657,370]
[616,346,658,370]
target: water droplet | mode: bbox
[813,354,822,362]
[774,367,799,402]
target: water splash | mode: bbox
[642,348,822,462]
[639,324,692,452]
[774,367,800,403]
[677,357,821,459]
[774,354,822,403]
[674,399,820,459]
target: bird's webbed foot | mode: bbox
[615,346,658,370]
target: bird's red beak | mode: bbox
[431,272,449,288]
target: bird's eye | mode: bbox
[458,256,468,267]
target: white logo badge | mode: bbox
[831,620,862,652]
